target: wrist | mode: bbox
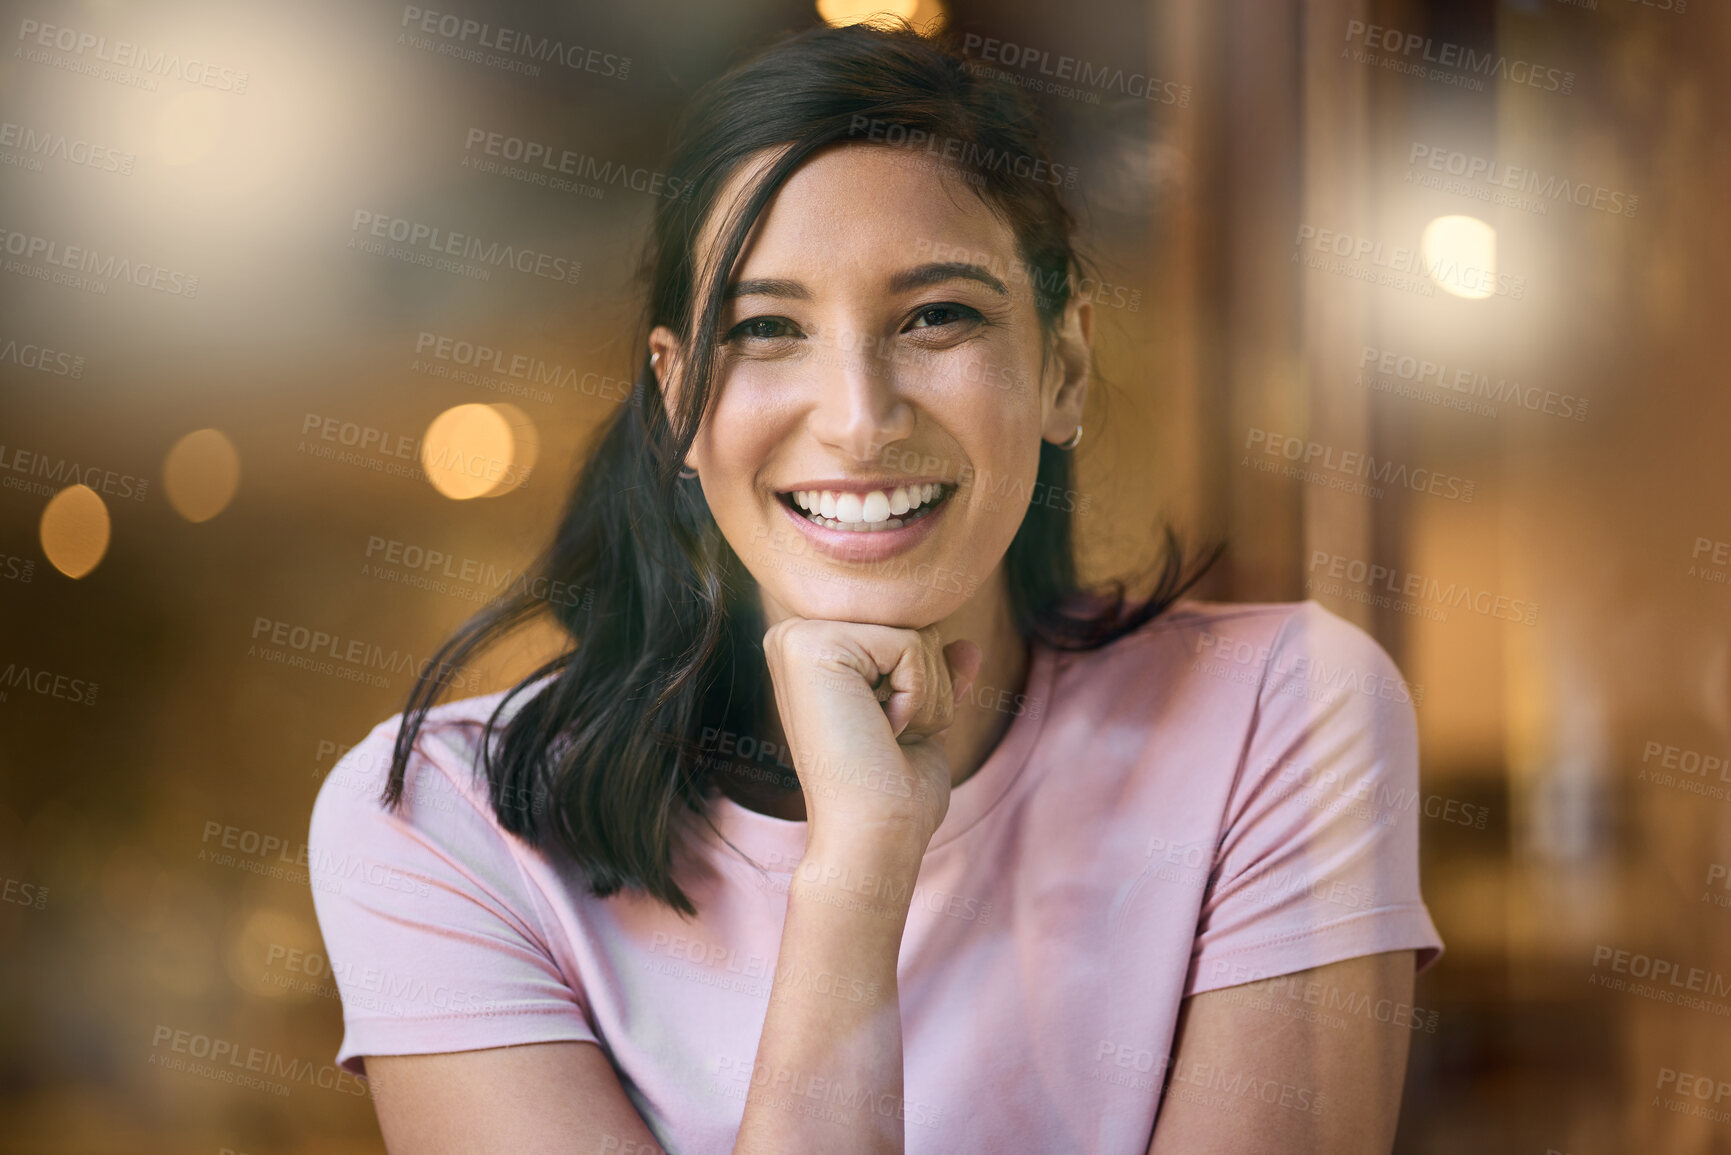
[804,819,932,872]
[794,829,927,920]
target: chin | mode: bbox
[769,580,960,629]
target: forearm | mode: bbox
[731,831,924,1155]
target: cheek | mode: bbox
[921,334,1044,431]
[951,427,1046,534]
[695,388,790,490]
[937,373,1043,474]
[946,347,1034,401]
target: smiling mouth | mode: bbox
[778,483,953,532]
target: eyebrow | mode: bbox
[889,261,1010,297]
[724,277,809,302]
[722,261,1011,302]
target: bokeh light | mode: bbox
[39,485,111,579]
[816,0,935,27]
[162,428,242,523]
[1421,214,1498,301]
[482,403,539,497]
[420,403,535,501]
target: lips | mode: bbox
[780,483,951,532]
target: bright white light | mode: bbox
[816,0,923,26]
[1421,215,1498,300]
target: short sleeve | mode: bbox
[306,714,599,1076]
[1184,601,1445,996]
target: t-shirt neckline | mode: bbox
[702,639,1057,869]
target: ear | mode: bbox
[1041,296,1093,445]
[647,325,699,472]
[648,325,683,411]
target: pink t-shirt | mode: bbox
[308,599,1442,1154]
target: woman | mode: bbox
[309,18,1443,1154]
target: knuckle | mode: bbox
[762,619,794,651]
[774,620,824,657]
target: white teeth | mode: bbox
[786,482,948,530]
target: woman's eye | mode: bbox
[907,303,980,331]
[726,316,798,342]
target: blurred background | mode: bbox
[1,0,1725,1151]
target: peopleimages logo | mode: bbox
[348,211,581,285]
[959,33,1191,106]
[1343,20,1575,95]
[247,616,488,692]
[0,442,149,502]
[1307,549,1540,626]
[149,1025,367,1097]
[16,19,251,92]
[1294,225,1526,301]
[1244,427,1476,504]
[1358,345,1587,422]
[0,120,135,175]
[297,411,533,490]
[1406,144,1636,218]
[412,331,635,404]
[0,661,98,706]
[398,6,630,80]
[362,535,592,610]
[0,335,85,378]
[462,129,692,200]
[0,227,199,297]
[845,116,1079,189]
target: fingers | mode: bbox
[884,625,967,743]
[879,629,934,740]
[762,618,980,745]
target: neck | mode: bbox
[719,568,1031,822]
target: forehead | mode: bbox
[700,144,1021,288]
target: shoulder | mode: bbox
[1250,599,1418,713]
[1042,600,1417,779]
[1156,598,1418,744]
[1189,601,1421,833]
[1055,598,1405,700]
[307,680,546,856]
[302,681,596,1061]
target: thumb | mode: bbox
[944,639,983,705]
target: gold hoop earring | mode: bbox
[1057,424,1083,451]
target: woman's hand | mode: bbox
[761,619,981,851]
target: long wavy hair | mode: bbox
[380,16,1222,916]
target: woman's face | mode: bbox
[650,144,1091,629]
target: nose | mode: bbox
[804,325,915,461]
